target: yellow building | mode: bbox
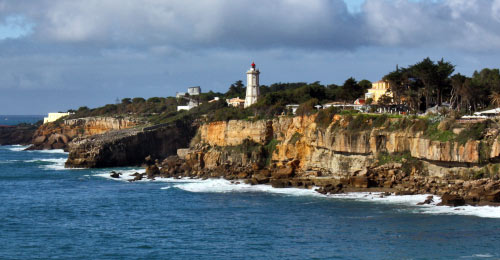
[226,97,245,108]
[365,80,393,103]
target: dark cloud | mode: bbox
[1,0,500,114]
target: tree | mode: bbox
[132,97,146,103]
[378,94,392,106]
[338,77,364,102]
[358,79,372,90]
[490,91,500,108]
[435,58,455,105]
[225,80,246,98]
[408,57,454,110]
[121,98,132,105]
[410,58,437,110]
[450,74,473,112]
[471,68,500,109]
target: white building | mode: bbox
[244,62,260,108]
[187,86,201,96]
[177,99,199,111]
[43,112,71,124]
[176,86,202,111]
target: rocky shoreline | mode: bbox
[107,153,500,207]
[0,124,38,146]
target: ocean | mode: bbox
[0,115,43,126]
[1,116,500,259]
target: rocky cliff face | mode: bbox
[0,125,38,145]
[65,122,196,168]
[28,117,141,150]
[159,114,500,206]
[196,115,500,178]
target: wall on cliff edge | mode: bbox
[196,114,500,179]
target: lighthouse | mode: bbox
[244,62,260,108]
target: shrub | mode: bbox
[315,106,338,129]
[264,139,280,165]
[372,114,388,128]
[455,123,487,145]
[290,132,303,144]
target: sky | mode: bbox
[1,0,500,114]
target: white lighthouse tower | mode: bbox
[244,62,260,108]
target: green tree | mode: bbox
[121,98,132,105]
[450,74,473,112]
[225,80,246,98]
[338,77,364,102]
[132,97,146,103]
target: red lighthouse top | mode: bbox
[251,62,255,68]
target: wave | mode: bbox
[173,178,322,197]
[172,179,500,219]
[32,149,68,154]
[6,145,30,152]
[25,158,68,170]
[95,174,500,219]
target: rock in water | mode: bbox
[438,193,465,207]
[417,195,434,205]
[110,171,120,178]
[146,165,160,179]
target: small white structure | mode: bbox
[43,112,71,124]
[473,108,500,117]
[177,100,199,111]
[286,104,300,115]
[176,86,202,111]
[244,62,260,108]
[187,86,201,96]
[208,97,220,103]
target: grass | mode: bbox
[455,123,486,145]
[377,152,426,176]
[423,122,456,142]
[264,139,280,165]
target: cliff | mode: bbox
[28,116,142,150]
[146,114,500,206]
[65,121,196,168]
[198,115,498,172]
[0,124,38,145]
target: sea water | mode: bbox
[2,119,500,259]
[0,115,43,126]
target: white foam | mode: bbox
[461,254,495,258]
[93,173,500,219]
[7,145,30,152]
[328,192,500,219]
[34,149,68,154]
[93,169,146,182]
[160,186,171,190]
[25,158,69,170]
[173,178,322,197]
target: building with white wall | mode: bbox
[176,86,202,111]
[244,62,260,108]
[43,112,71,124]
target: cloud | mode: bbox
[1,0,360,50]
[1,0,500,52]
[362,0,500,51]
[1,0,500,114]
